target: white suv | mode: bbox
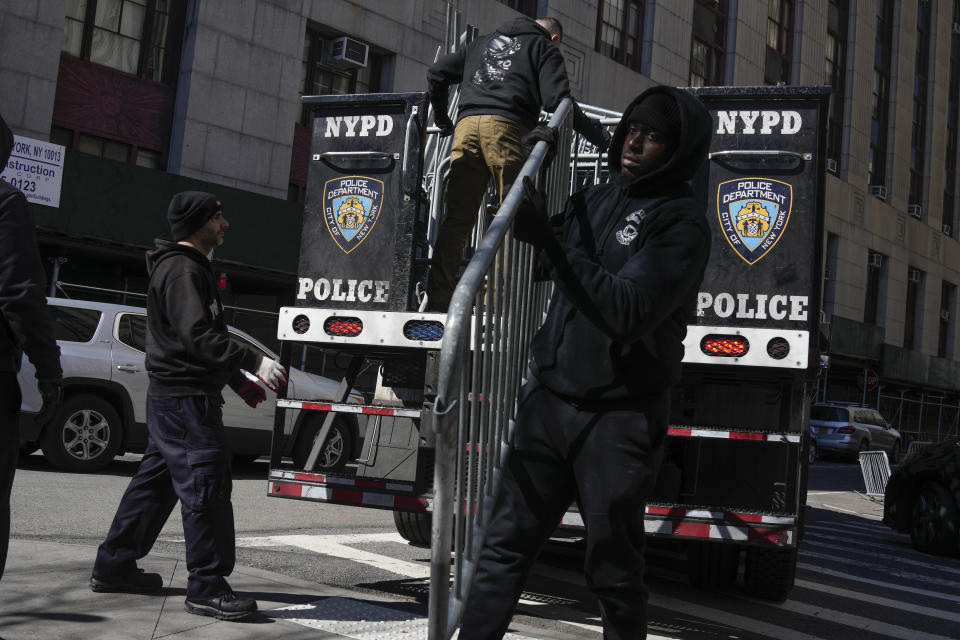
[808,402,902,463]
[17,297,362,472]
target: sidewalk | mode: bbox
[0,539,428,640]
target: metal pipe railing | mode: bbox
[427,97,574,640]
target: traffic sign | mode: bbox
[858,369,879,391]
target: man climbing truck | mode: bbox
[266,85,828,605]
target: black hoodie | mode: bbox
[427,17,572,129]
[0,115,61,381]
[144,238,260,398]
[530,86,713,401]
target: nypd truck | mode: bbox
[266,85,828,601]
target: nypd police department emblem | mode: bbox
[717,178,793,265]
[323,176,384,254]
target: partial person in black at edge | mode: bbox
[426,14,610,312]
[458,86,713,639]
[0,113,63,582]
[90,191,288,621]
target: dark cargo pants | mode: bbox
[458,380,668,640]
[94,394,235,598]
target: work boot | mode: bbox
[89,567,164,593]
[184,590,258,621]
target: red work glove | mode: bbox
[237,380,267,408]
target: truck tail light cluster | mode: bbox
[700,335,749,357]
[403,320,443,341]
[324,317,363,337]
[292,314,311,334]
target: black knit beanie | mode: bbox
[167,191,221,241]
[627,92,681,140]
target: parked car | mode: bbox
[808,402,901,463]
[17,297,363,473]
[883,437,960,556]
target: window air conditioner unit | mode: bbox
[944,223,953,236]
[826,158,838,173]
[328,36,369,68]
[908,204,922,219]
[941,309,951,322]
[869,185,888,201]
[908,268,923,283]
[869,253,883,268]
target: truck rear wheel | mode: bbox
[686,540,740,589]
[743,546,796,601]
[910,481,960,555]
[394,510,431,547]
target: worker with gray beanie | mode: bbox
[91,190,286,620]
[461,86,713,640]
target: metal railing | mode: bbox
[859,450,891,497]
[426,97,576,640]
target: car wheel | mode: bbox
[808,440,817,465]
[41,394,122,472]
[393,510,432,547]
[910,481,960,555]
[293,415,353,472]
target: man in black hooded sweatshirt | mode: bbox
[426,15,608,310]
[0,113,62,582]
[91,192,287,621]
[458,87,713,639]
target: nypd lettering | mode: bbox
[297,277,390,304]
[323,115,394,137]
[697,292,808,321]
[717,178,792,265]
[715,110,802,135]
[323,176,384,254]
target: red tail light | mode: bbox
[701,335,749,357]
[324,317,363,337]
[837,426,855,434]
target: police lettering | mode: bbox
[297,277,389,303]
[715,110,802,135]
[324,115,394,137]
[697,292,808,321]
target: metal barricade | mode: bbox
[859,450,891,497]
[426,97,576,640]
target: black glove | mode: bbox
[512,176,553,248]
[591,126,612,153]
[35,379,63,426]
[432,105,454,137]
[521,124,557,168]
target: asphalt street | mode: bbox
[5,453,960,639]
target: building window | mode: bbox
[825,0,848,168]
[904,267,925,350]
[596,0,645,72]
[823,233,839,321]
[869,0,894,188]
[864,251,886,326]
[497,0,539,17]
[61,0,184,85]
[299,27,382,125]
[944,1,960,238]
[909,0,932,208]
[765,0,794,84]
[938,281,956,358]
[690,0,728,87]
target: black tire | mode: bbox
[743,546,797,601]
[808,440,817,465]
[394,510,432,547]
[41,394,122,472]
[687,541,740,589]
[910,481,960,555]
[293,415,353,472]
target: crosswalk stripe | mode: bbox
[794,578,960,623]
[803,527,918,555]
[802,533,960,576]
[750,599,956,640]
[800,549,960,590]
[797,562,960,602]
[805,520,888,535]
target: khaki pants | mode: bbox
[429,114,529,309]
